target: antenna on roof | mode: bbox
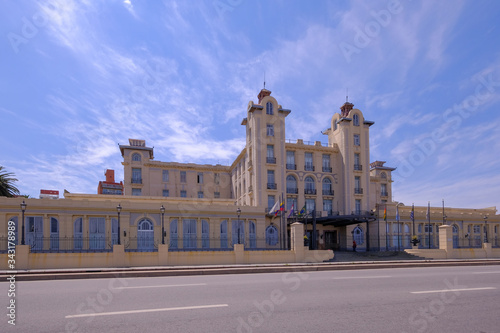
[264,71,266,89]
[346,88,348,102]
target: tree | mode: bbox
[0,166,20,197]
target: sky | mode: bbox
[1,0,499,211]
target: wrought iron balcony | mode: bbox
[287,187,298,194]
[322,166,332,172]
[354,188,363,194]
[381,191,389,197]
[266,157,276,164]
[304,189,317,195]
[354,164,363,171]
[304,164,315,171]
[322,189,334,196]
[286,163,297,170]
[267,183,277,190]
[131,178,142,184]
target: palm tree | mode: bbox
[0,166,20,197]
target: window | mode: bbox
[198,191,204,198]
[89,217,105,250]
[132,188,141,196]
[381,172,387,179]
[305,152,314,171]
[267,170,276,189]
[214,192,220,198]
[353,114,360,126]
[265,225,279,246]
[286,151,295,169]
[424,224,433,233]
[183,219,197,249]
[354,176,361,194]
[132,153,141,161]
[162,170,169,182]
[354,153,361,170]
[197,172,203,184]
[214,173,220,185]
[355,199,361,214]
[287,197,297,210]
[267,145,275,163]
[74,218,83,250]
[220,220,228,248]
[305,176,315,194]
[418,224,423,233]
[170,219,178,249]
[202,220,209,249]
[266,102,273,115]
[323,199,332,215]
[306,198,315,213]
[354,134,360,146]
[50,217,59,250]
[286,175,297,194]
[381,184,388,196]
[268,195,275,211]
[180,190,187,198]
[180,171,187,183]
[111,218,118,245]
[162,189,169,197]
[473,225,480,233]
[322,178,333,195]
[232,219,244,245]
[266,124,274,136]
[322,154,331,172]
[132,168,142,183]
[249,221,256,248]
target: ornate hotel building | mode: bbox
[0,88,499,262]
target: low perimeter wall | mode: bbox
[406,247,500,260]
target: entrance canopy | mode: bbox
[296,211,376,227]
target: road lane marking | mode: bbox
[65,304,229,318]
[114,283,206,289]
[411,287,496,294]
[332,275,391,280]
[472,271,500,274]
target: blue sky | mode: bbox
[1,0,499,210]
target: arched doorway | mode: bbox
[137,219,154,251]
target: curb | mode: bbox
[2,259,500,281]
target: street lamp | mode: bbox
[20,200,27,245]
[116,204,122,245]
[484,215,488,243]
[237,207,241,244]
[160,205,165,245]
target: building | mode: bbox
[0,88,499,269]
[97,169,124,195]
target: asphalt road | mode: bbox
[2,265,500,333]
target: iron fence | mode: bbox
[23,237,115,253]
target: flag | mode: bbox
[288,203,295,218]
[383,205,387,221]
[298,204,307,217]
[275,201,284,216]
[396,204,400,222]
[269,200,280,216]
[410,204,414,221]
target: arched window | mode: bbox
[111,218,118,245]
[353,226,364,245]
[404,224,410,233]
[322,178,332,195]
[74,218,83,250]
[27,216,43,251]
[286,175,297,193]
[89,217,105,250]
[183,219,197,249]
[202,220,209,249]
[132,153,141,161]
[137,219,154,251]
[249,221,256,248]
[170,219,178,249]
[220,220,228,248]
[232,218,244,246]
[353,114,360,126]
[305,176,315,194]
[50,217,59,250]
[266,102,273,115]
[266,225,279,246]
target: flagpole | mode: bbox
[397,205,400,251]
[428,201,431,249]
[412,203,415,238]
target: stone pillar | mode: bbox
[234,243,244,264]
[439,225,453,252]
[483,242,492,258]
[158,244,169,266]
[291,222,305,262]
[112,244,125,268]
[15,245,30,270]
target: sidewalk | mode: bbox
[2,257,500,281]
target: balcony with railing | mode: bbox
[354,164,363,171]
[322,166,332,172]
[304,189,317,195]
[266,157,276,164]
[304,164,315,171]
[267,183,277,190]
[131,177,142,184]
[322,189,334,196]
[354,188,363,194]
[286,164,297,170]
[287,187,298,194]
[381,191,389,197]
